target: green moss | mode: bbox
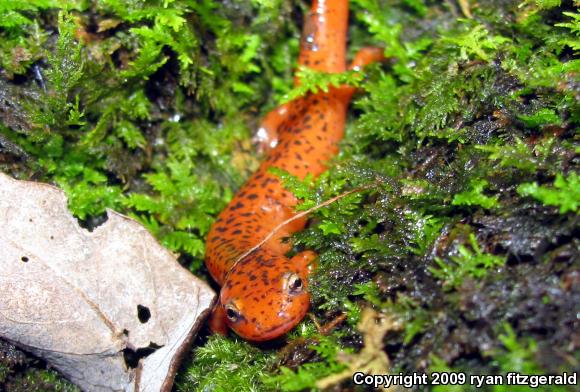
[177,336,273,392]
[428,323,575,392]
[519,108,563,128]
[280,67,366,104]
[556,11,580,52]
[15,369,79,392]
[0,363,7,384]
[441,22,511,62]
[476,137,547,174]
[493,324,540,375]
[486,324,572,392]
[430,233,506,291]
[262,335,349,392]
[0,1,78,76]
[517,172,579,213]
[452,179,499,209]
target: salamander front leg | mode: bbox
[254,102,293,155]
[208,301,229,336]
[349,47,385,71]
[334,47,386,100]
[290,250,318,276]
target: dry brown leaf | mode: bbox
[0,173,215,392]
[315,308,403,390]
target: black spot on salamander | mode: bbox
[232,229,242,235]
[316,135,322,140]
[293,164,300,170]
[294,140,302,146]
[226,217,235,224]
[241,212,252,217]
[248,274,257,281]
[303,115,312,124]
[216,226,227,233]
[263,259,276,267]
[322,123,328,132]
[210,236,221,242]
[255,173,264,180]
[295,152,303,161]
[247,193,258,200]
[231,201,244,210]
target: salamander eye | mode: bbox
[285,272,304,295]
[225,303,241,323]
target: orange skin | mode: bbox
[204,0,384,342]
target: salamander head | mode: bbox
[220,253,310,341]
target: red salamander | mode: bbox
[204,0,384,341]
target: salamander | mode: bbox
[204,0,384,341]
